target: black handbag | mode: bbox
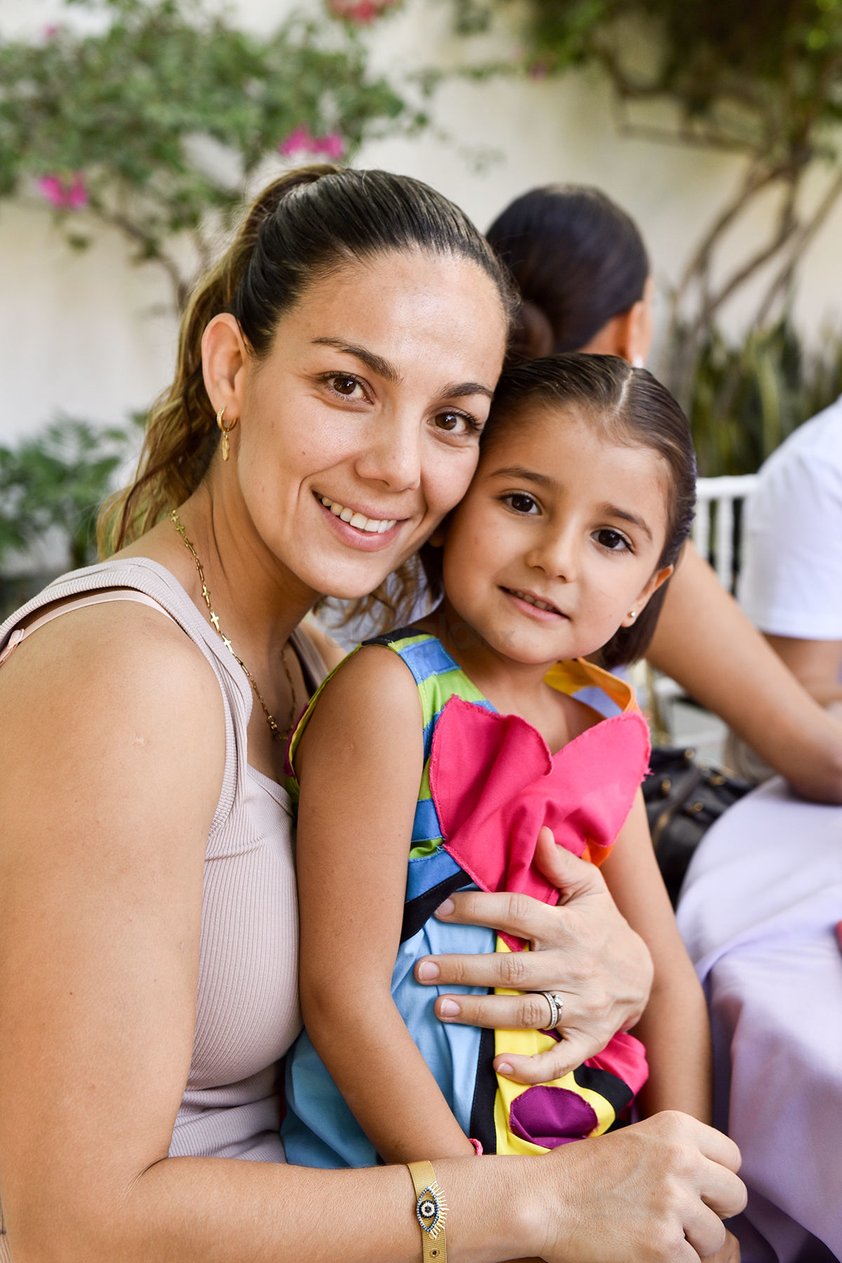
[643,746,753,906]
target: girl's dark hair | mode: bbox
[99,163,516,579]
[485,185,649,364]
[480,352,696,668]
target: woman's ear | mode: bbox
[621,562,673,627]
[201,313,250,416]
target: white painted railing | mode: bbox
[693,474,759,593]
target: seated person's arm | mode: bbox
[763,633,842,713]
[648,542,842,803]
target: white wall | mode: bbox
[2,0,841,446]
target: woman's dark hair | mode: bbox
[480,352,696,668]
[99,163,516,567]
[485,185,649,364]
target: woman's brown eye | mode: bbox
[330,375,360,396]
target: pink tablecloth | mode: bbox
[677,777,842,1263]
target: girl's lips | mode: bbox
[502,586,568,621]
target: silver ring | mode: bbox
[537,991,564,1030]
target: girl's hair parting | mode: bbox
[485,185,649,365]
[482,352,696,668]
[98,164,516,595]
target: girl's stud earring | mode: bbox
[627,609,638,622]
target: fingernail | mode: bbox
[416,960,440,982]
[435,898,455,917]
[496,1061,514,1076]
[439,998,461,1018]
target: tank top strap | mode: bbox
[0,589,176,668]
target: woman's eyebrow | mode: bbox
[311,337,495,400]
[311,337,400,382]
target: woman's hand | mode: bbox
[702,1228,741,1263]
[532,1112,745,1263]
[414,827,653,1083]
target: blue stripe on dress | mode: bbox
[406,845,462,900]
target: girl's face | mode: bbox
[205,249,507,601]
[437,403,673,669]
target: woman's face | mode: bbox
[209,249,508,600]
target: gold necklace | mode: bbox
[170,509,296,742]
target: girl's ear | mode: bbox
[201,313,250,416]
[621,562,673,627]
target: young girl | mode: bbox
[282,352,709,1168]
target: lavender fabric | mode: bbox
[677,778,842,1263]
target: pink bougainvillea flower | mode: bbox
[329,0,394,22]
[278,127,346,161]
[278,126,315,158]
[42,23,61,38]
[37,173,89,210]
[313,132,345,159]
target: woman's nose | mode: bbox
[354,416,422,492]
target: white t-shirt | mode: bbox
[739,395,842,642]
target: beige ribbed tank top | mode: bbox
[0,558,327,1185]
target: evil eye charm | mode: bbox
[415,1180,448,1239]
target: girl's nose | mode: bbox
[354,416,422,492]
[527,528,578,580]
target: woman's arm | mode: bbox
[0,608,744,1262]
[599,794,712,1121]
[647,542,842,803]
[295,646,475,1162]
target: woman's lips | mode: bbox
[317,493,397,534]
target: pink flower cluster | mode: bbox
[278,127,345,161]
[37,173,89,210]
[329,0,396,23]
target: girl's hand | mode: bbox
[414,827,653,1083]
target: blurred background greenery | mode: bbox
[1,0,840,613]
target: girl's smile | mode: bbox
[434,403,674,680]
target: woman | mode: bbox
[485,184,842,805]
[0,165,743,1262]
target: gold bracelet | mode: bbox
[406,1160,448,1263]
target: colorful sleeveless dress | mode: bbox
[282,629,651,1168]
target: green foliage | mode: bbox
[688,318,842,476]
[0,0,425,305]
[0,417,136,571]
[445,1,842,407]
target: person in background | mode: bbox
[0,164,744,1263]
[725,395,842,780]
[485,185,842,803]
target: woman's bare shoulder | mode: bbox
[0,596,226,832]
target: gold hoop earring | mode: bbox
[216,406,238,462]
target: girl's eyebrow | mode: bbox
[311,336,495,400]
[488,464,654,540]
